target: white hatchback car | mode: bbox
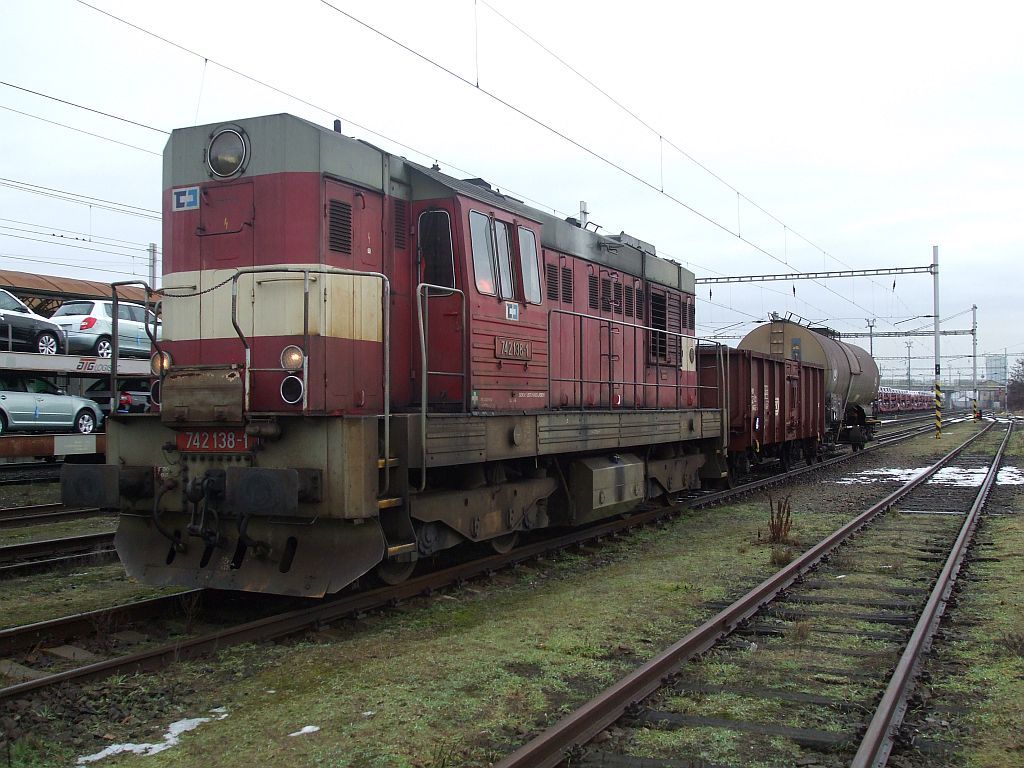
[51,300,160,358]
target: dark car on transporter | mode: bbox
[84,377,153,416]
[0,288,65,355]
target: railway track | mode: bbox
[492,421,1010,768]
[0,418,966,706]
[0,462,63,486]
[0,502,103,529]
[0,532,116,578]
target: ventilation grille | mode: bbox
[600,278,612,312]
[687,298,696,331]
[636,288,644,321]
[546,263,559,301]
[393,199,407,250]
[328,200,353,254]
[613,282,623,315]
[624,285,634,318]
[588,274,598,310]
[561,266,573,304]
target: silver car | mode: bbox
[0,374,104,435]
[50,300,160,358]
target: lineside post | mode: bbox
[932,245,941,439]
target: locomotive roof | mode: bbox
[404,162,695,294]
[166,113,694,294]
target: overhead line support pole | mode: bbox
[933,246,941,439]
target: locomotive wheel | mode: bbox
[375,558,416,585]
[490,532,518,554]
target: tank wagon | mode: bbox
[737,314,879,447]
[62,113,728,597]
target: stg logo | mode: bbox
[172,186,200,211]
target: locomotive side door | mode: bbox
[414,207,464,408]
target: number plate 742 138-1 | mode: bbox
[176,429,256,453]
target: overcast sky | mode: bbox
[1,0,1020,384]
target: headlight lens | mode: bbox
[280,345,305,371]
[208,128,247,178]
[150,350,173,376]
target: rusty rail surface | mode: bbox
[851,421,1012,767]
[492,422,996,768]
[0,416,961,703]
[0,504,103,529]
[0,532,114,564]
[0,590,203,656]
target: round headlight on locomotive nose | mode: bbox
[280,345,305,372]
[207,128,247,177]
[150,350,173,376]
[281,375,304,405]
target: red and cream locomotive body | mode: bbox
[63,114,730,596]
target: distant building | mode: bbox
[976,380,1006,410]
[985,354,1007,384]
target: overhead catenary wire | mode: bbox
[0,80,167,134]
[0,217,160,251]
[314,0,892,333]
[0,251,147,277]
[75,0,888,333]
[0,105,161,156]
[0,178,160,219]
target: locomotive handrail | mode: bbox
[110,280,165,417]
[226,265,392,492]
[415,282,468,492]
[545,308,724,411]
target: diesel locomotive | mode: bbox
[63,113,737,597]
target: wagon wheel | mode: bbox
[375,558,416,585]
[489,532,518,554]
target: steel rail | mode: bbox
[0,532,114,564]
[851,421,1012,767]
[0,549,117,579]
[0,417,963,702]
[0,590,202,655]
[492,422,995,768]
[0,505,103,529]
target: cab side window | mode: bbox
[470,211,496,295]
[418,210,455,289]
[493,221,515,300]
[518,228,541,304]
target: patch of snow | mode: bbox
[835,574,847,579]
[362,710,376,717]
[77,708,228,764]
[997,467,1024,485]
[288,725,321,737]
[834,467,929,485]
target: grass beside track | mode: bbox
[0,563,181,630]
[4,421,991,767]
[0,516,116,548]
[917,447,1024,767]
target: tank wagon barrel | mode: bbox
[737,316,879,448]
